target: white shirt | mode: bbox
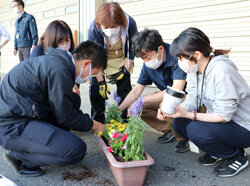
[0,24,11,43]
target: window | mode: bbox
[25,0,35,5]
[43,10,56,18]
[65,5,77,14]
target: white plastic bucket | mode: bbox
[161,86,185,114]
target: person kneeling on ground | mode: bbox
[0,40,107,177]
[158,27,250,177]
[119,29,189,153]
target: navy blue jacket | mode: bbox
[88,14,137,60]
[0,47,93,132]
[14,11,38,50]
[29,45,44,59]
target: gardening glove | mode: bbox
[109,66,130,84]
[99,80,110,100]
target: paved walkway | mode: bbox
[0,83,249,186]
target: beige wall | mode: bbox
[0,0,78,75]
[115,0,250,85]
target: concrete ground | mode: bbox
[0,83,250,186]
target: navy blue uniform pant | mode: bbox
[172,118,250,159]
[0,120,86,168]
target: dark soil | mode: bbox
[62,165,115,185]
[62,165,97,181]
[163,165,176,172]
[96,179,115,186]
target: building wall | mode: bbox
[0,0,78,75]
[114,0,250,86]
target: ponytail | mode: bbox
[212,48,231,56]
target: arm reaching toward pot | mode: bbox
[92,120,106,134]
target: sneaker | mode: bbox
[157,131,175,144]
[3,150,45,177]
[198,154,222,166]
[175,141,190,153]
[213,152,248,177]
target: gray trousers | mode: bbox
[18,47,31,62]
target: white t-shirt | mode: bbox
[0,24,11,43]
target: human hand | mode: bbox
[99,80,110,99]
[161,105,188,118]
[13,49,17,56]
[92,120,106,134]
[157,108,167,120]
[73,84,80,96]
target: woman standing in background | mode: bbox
[88,2,138,123]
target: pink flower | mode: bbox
[122,132,129,136]
[120,145,126,150]
[115,141,117,144]
[112,133,119,139]
[119,138,125,142]
[108,146,114,152]
[122,135,127,140]
[119,135,127,142]
[109,139,113,143]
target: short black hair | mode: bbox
[169,27,230,58]
[12,0,24,8]
[132,28,164,57]
[72,41,107,70]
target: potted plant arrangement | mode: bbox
[96,92,154,186]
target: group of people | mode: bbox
[0,0,249,179]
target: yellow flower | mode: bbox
[110,119,115,123]
[98,131,102,138]
[118,125,126,131]
[108,124,114,128]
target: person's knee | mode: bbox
[172,118,185,136]
[186,122,214,144]
[63,140,87,165]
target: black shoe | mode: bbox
[198,154,222,166]
[175,141,190,153]
[3,150,45,177]
[213,152,248,177]
[157,131,175,144]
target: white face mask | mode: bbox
[13,7,20,14]
[102,26,120,37]
[75,64,92,84]
[102,26,121,45]
[178,55,198,74]
[58,43,71,51]
[145,48,164,69]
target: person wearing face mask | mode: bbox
[88,2,138,123]
[11,0,38,62]
[119,29,188,153]
[0,40,107,177]
[30,20,75,59]
[30,20,80,123]
[158,27,250,177]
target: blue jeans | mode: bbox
[172,118,250,159]
[0,120,86,168]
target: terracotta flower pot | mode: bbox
[95,134,154,186]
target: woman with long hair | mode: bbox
[158,27,250,177]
